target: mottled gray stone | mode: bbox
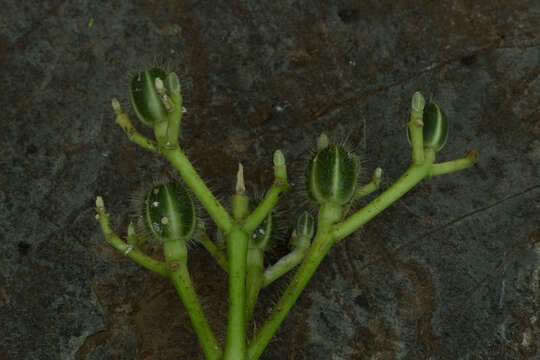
[0,1,538,359]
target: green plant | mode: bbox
[96,68,477,360]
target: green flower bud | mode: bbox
[130,68,169,127]
[422,102,448,152]
[406,101,449,152]
[142,182,197,243]
[273,149,285,167]
[306,138,359,205]
[411,91,425,112]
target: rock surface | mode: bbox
[0,1,538,359]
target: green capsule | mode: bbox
[306,140,359,205]
[407,102,449,152]
[142,182,197,243]
[422,102,448,152]
[130,68,169,127]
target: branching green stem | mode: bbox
[96,203,168,276]
[262,235,310,287]
[104,88,479,360]
[333,149,436,241]
[429,150,477,177]
[342,167,383,219]
[245,247,264,325]
[408,93,425,165]
[247,203,340,360]
[166,92,183,147]
[198,230,229,273]
[114,112,161,154]
[164,148,234,233]
[243,183,290,233]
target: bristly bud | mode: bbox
[130,68,169,127]
[421,102,448,152]
[296,211,314,240]
[142,182,197,243]
[306,137,360,206]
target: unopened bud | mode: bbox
[236,163,246,195]
[411,91,425,112]
[96,196,104,209]
[155,77,165,95]
[273,149,285,166]
[111,98,122,114]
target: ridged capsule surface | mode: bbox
[307,145,359,205]
[143,182,196,243]
[130,68,169,127]
[422,102,448,152]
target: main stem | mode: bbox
[224,227,249,359]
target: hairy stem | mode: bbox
[164,148,233,233]
[223,228,249,360]
[333,148,436,241]
[169,262,222,360]
[96,204,168,276]
[245,247,264,326]
[247,203,339,360]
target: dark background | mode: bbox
[1,1,538,359]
